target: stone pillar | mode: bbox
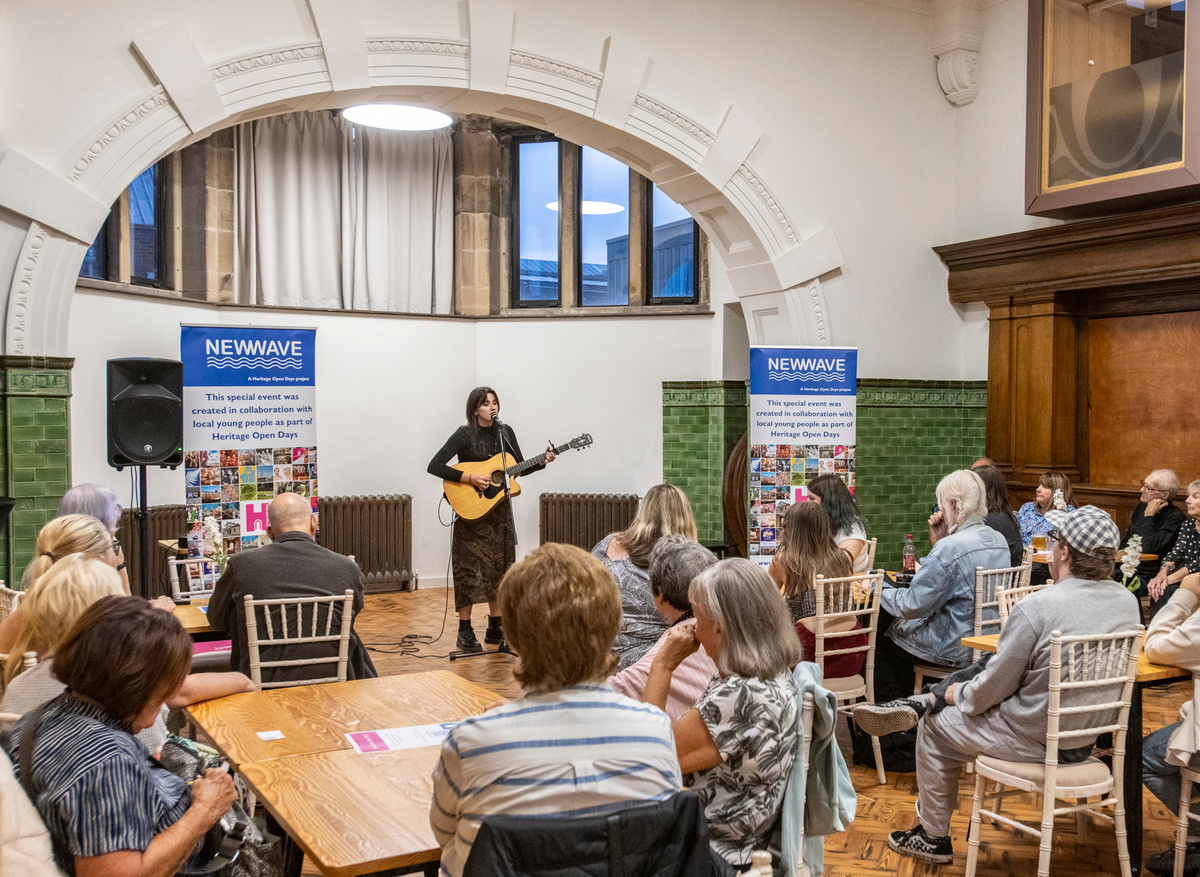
[0,356,72,587]
[181,128,235,302]
[662,381,748,547]
[454,116,509,315]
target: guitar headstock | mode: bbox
[567,433,593,451]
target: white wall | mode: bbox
[68,288,720,584]
[0,0,1049,385]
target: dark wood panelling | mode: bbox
[937,201,1200,509]
[1087,312,1200,486]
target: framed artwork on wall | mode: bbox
[1026,0,1200,218]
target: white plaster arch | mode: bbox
[0,1,845,356]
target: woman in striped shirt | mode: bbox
[431,543,683,877]
[4,596,237,877]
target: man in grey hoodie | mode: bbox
[856,505,1140,864]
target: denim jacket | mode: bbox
[881,517,1010,668]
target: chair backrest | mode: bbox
[167,556,220,601]
[864,537,878,570]
[0,582,21,621]
[243,590,355,689]
[462,790,712,877]
[812,571,884,676]
[1043,628,1142,783]
[997,583,1050,628]
[972,565,1024,658]
[1019,544,1035,587]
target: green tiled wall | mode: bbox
[855,380,987,570]
[660,378,986,569]
[662,382,747,545]
[0,357,73,587]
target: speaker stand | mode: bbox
[135,464,151,599]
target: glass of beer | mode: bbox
[1032,533,1047,553]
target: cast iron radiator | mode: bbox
[119,504,187,600]
[318,494,414,593]
[539,492,640,551]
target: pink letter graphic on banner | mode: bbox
[181,325,317,560]
[747,346,857,569]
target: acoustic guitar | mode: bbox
[443,433,593,520]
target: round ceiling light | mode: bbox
[546,200,625,214]
[341,104,453,131]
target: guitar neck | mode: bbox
[506,441,571,476]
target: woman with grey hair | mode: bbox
[874,468,1010,705]
[58,483,128,593]
[643,558,800,869]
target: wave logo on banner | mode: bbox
[767,355,846,383]
[206,337,303,371]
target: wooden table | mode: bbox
[962,631,1189,874]
[187,669,498,768]
[1030,551,1157,565]
[172,598,212,634]
[241,746,450,877]
[187,671,500,877]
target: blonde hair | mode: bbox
[4,555,123,685]
[499,543,621,691]
[20,514,115,589]
[688,558,802,679]
[935,469,988,528]
[774,502,852,606]
[613,484,698,569]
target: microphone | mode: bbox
[492,416,504,426]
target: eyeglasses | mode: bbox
[1141,482,1168,494]
[1047,529,1064,546]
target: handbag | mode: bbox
[15,705,281,877]
[158,734,283,877]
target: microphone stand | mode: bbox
[450,417,517,662]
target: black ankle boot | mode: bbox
[456,620,482,652]
[484,615,504,645]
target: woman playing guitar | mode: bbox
[427,386,556,653]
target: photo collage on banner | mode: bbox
[747,346,858,568]
[181,325,317,559]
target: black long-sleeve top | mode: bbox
[427,423,544,481]
[1125,500,1187,579]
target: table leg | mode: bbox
[1126,683,1145,877]
[264,810,305,877]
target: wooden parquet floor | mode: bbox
[305,589,1190,876]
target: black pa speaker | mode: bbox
[107,358,184,468]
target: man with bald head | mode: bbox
[208,492,377,685]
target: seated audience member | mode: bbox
[875,469,1009,703]
[2,556,253,752]
[1141,570,1200,876]
[808,474,870,573]
[608,535,718,719]
[1124,469,1187,601]
[0,514,126,654]
[1016,469,1076,547]
[1148,480,1200,619]
[3,595,239,877]
[854,506,1139,864]
[645,558,801,870]
[592,484,698,670]
[57,483,132,594]
[208,492,376,684]
[430,543,684,877]
[768,502,866,680]
[974,464,1022,567]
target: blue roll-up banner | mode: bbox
[180,325,317,558]
[747,346,858,567]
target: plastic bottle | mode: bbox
[902,534,916,574]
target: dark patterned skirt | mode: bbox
[452,500,517,610]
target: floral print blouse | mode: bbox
[685,671,799,866]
